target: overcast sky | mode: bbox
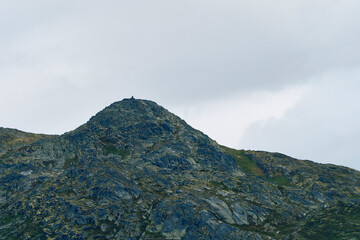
[1,1,360,170]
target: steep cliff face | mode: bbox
[0,98,359,239]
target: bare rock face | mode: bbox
[0,98,360,239]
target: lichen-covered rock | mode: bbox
[204,197,235,224]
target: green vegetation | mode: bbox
[63,155,79,169]
[0,213,19,225]
[0,150,13,162]
[268,175,292,187]
[221,146,293,187]
[150,140,169,151]
[144,231,163,239]
[220,145,265,177]
[209,180,229,190]
[0,214,45,240]
[345,189,360,199]
[298,203,360,239]
[103,146,129,158]
[60,189,76,196]
[22,217,46,240]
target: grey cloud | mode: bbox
[239,73,360,170]
[2,1,360,104]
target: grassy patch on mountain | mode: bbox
[209,180,230,191]
[298,202,360,239]
[220,146,265,177]
[103,146,129,158]
[221,146,294,187]
[63,155,79,169]
[268,175,292,187]
[7,135,45,146]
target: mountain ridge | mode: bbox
[0,98,359,239]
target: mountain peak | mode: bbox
[88,97,172,127]
[65,98,238,172]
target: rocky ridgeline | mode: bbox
[0,98,359,239]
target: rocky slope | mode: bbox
[0,98,359,239]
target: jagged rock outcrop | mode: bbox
[0,98,359,239]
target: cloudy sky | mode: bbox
[1,1,360,170]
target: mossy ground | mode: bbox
[103,146,129,158]
[298,203,360,239]
[63,155,79,169]
[220,146,265,177]
[267,175,292,187]
[220,146,293,187]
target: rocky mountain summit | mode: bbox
[0,98,359,239]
